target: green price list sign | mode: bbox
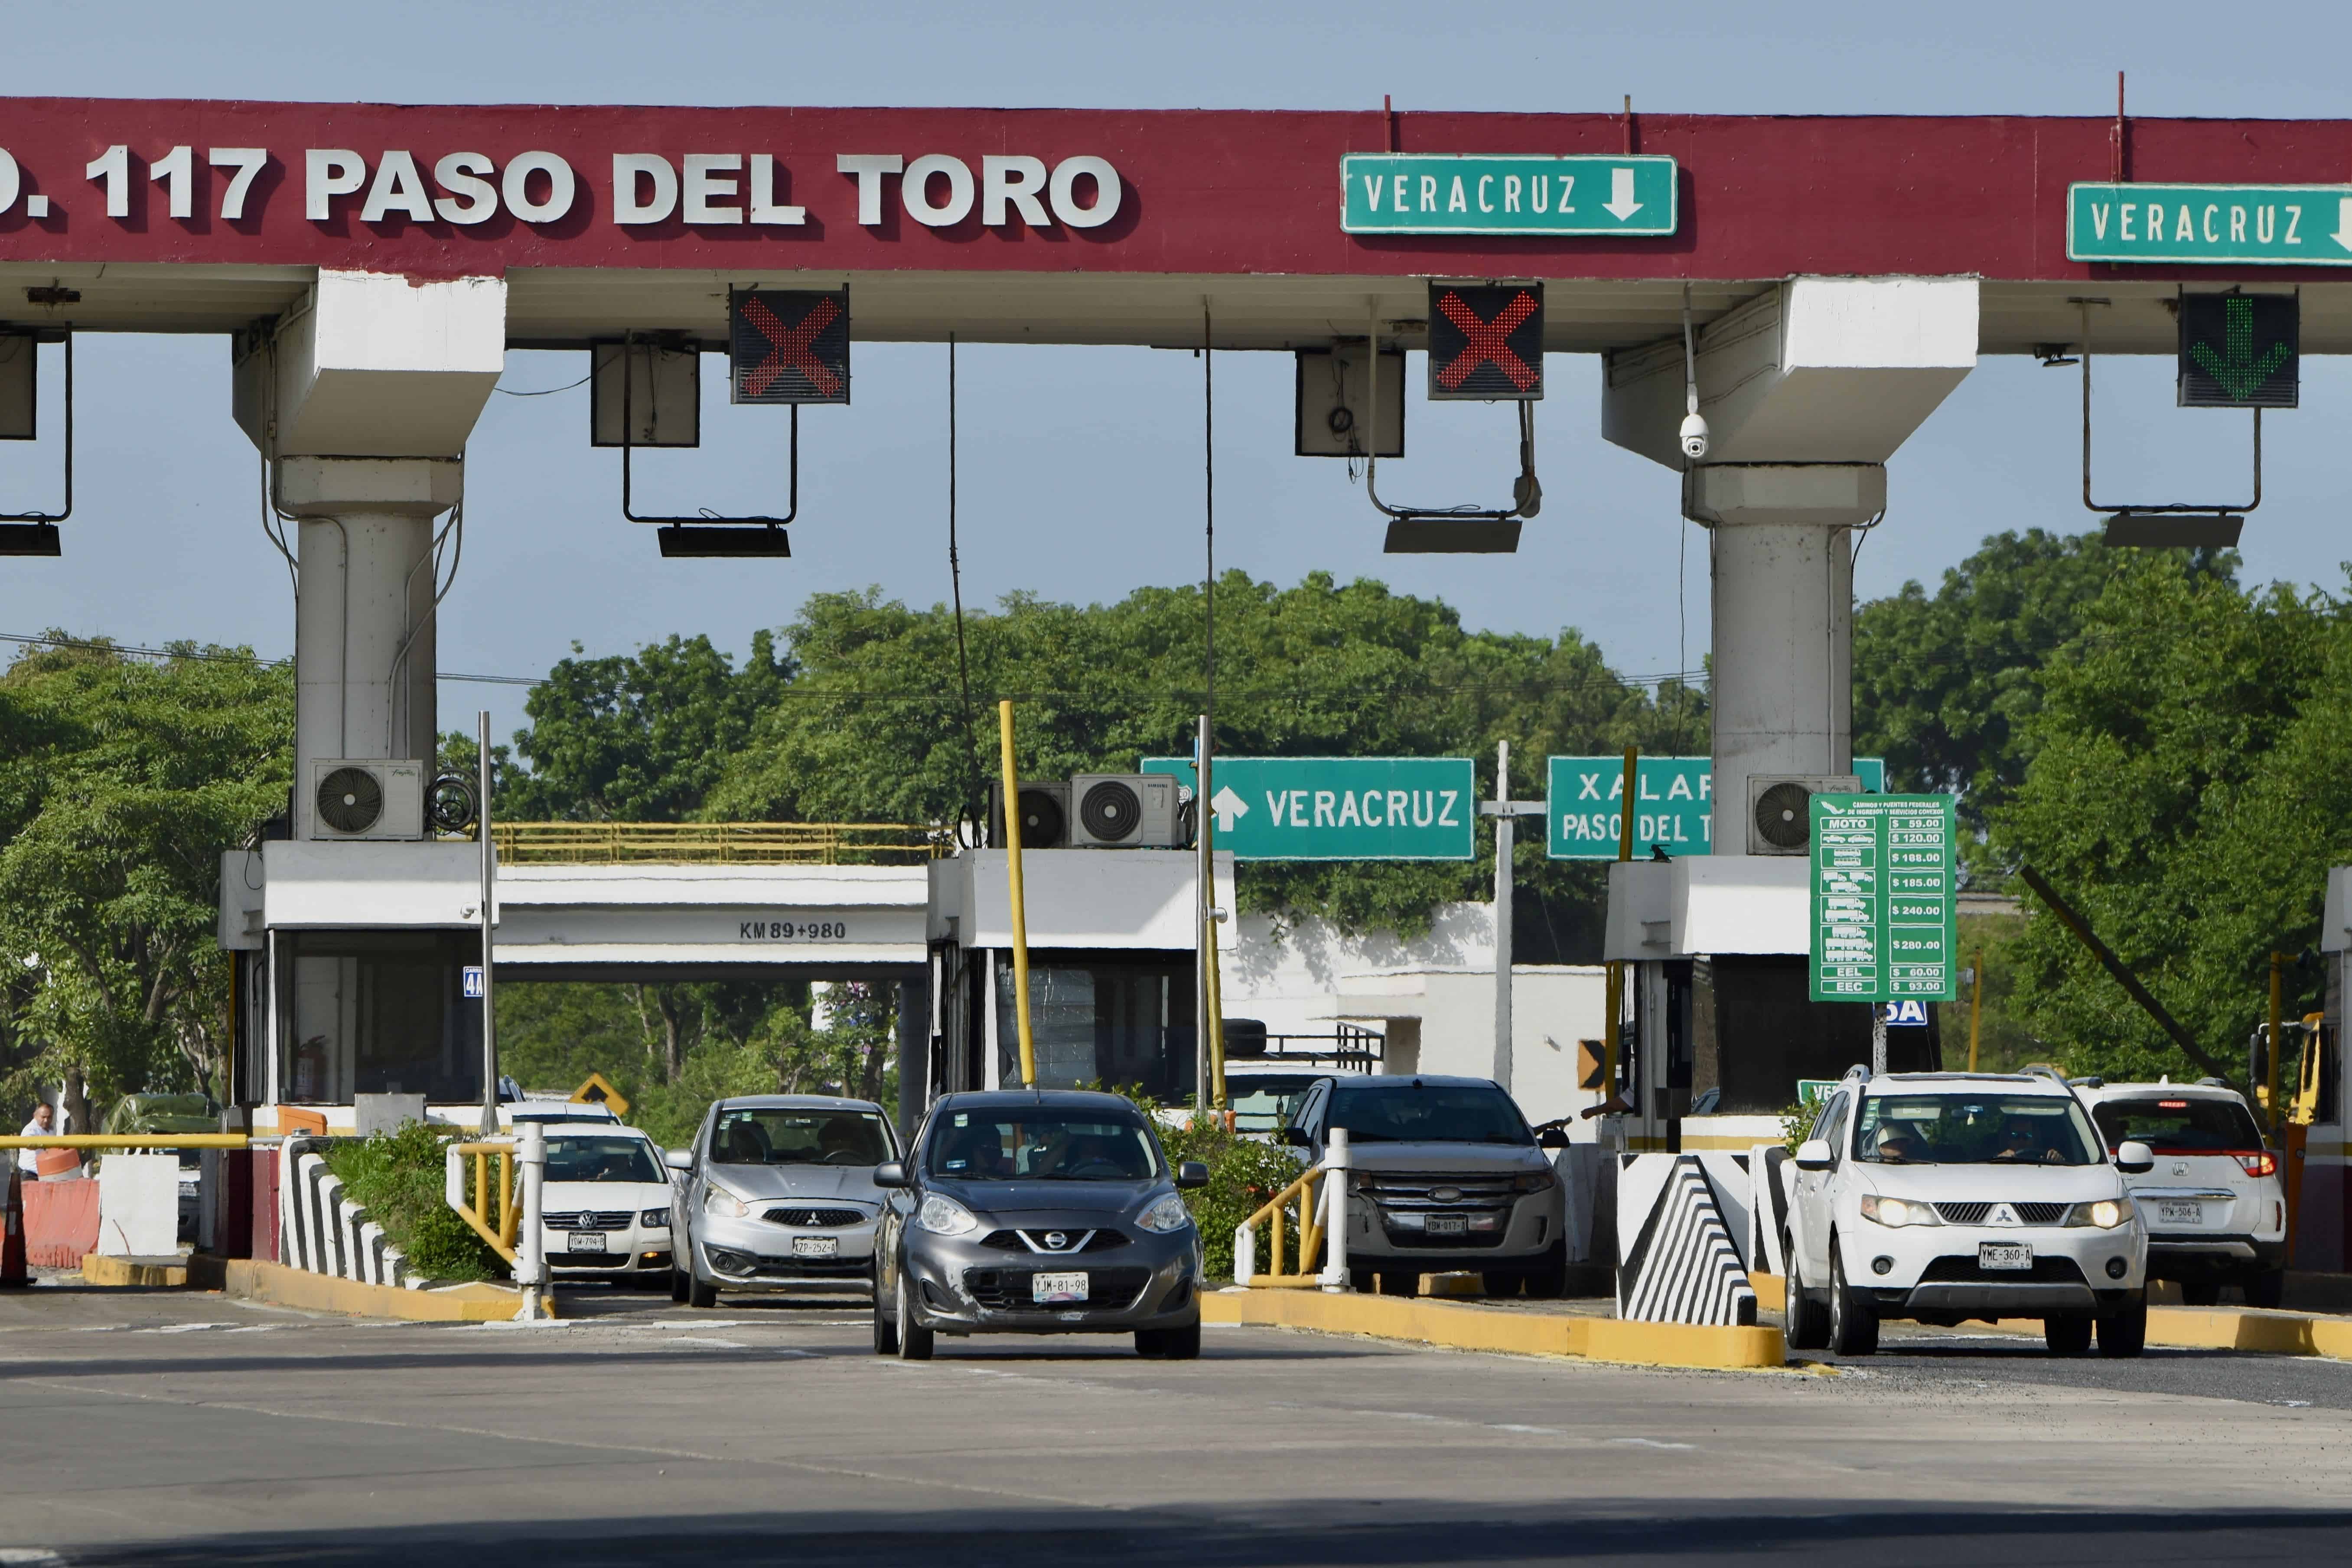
[1808,794,1957,1005]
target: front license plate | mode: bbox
[791,1235,840,1258]
[2156,1200,2203,1226]
[1978,1242,2033,1271]
[567,1232,606,1253]
[1424,1215,1469,1237]
[1033,1271,1089,1304]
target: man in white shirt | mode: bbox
[17,1101,54,1177]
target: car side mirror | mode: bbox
[1175,1160,1209,1190]
[1536,1127,1569,1150]
[1281,1126,1315,1151]
[871,1161,908,1189]
[663,1149,693,1172]
[2115,1140,2154,1175]
[1793,1138,1834,1172]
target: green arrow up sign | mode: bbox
[1141,756,1475,861]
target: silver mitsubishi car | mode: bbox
[667,1094,900,1307]
[872,1089,1209,1360]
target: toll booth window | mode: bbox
[278,930,482,1105]
[994,953,1194,1104]
[2089,1098,2264,1154]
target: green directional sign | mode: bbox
[1545,756,1885,861]
[1140,756,1474,861]
[2067,183,2352,266]
[1809,794,1957,1005]
[1341,154,1678,237]
[2178,292,2297,407]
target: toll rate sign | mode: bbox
[1809,793,1957,1005]
[1140,756,1475,861]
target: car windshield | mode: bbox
[1327,1083,1532,1146]
[710,1108,894,1167]
[926,1109,1161,1181]
[1229,1076,1319,1134]
[1856,1093,2104,1166]
[545,1136,664,1184]
[2091,1096,2264,1154]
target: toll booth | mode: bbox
[1601,857,1935,1154]
[925,849,1235,1109]
[2303,870,2352,1272]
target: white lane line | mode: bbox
[1610,1437,1697,1451]
[136,1323,240,1335]
[0,1549,67,1565]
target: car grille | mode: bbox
[977,1229,1131,1254]
[1918,1254,2088,1285]
[762,1206,869,1228]
[551,1251,632,1268]
[1931,1201,2071,1226]
[706,1247,870,1279]
[1356,1172,1521,1208]
[546,1211,635,1230]
[1384,1229,1510,1250]
[962,1265,1153,1311]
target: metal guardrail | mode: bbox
[445,1126,552,1320]
[487,821,947,866]
[1233,1130,1351,1291]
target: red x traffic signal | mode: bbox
[730,287,851,405]
[1426,282,1544,401]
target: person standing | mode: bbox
[17,1101,54,1179]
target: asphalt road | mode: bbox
[3,1283,2349,1566]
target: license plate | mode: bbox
[567,1231,606,1253]
[791,1235,840,1258]
[1978,1242,2033,1271]
[1424,1215,1469,1237]
[1033,1271,1089,1304]
[2156,1200,2203,1226]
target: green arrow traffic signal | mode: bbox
[2179,293,2298,409]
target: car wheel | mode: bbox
[1825,1242,1878,1356]
[896,1278,935,1362]
[1376,1270,1418,1298]
[1482,1271,1524,1298]
[1137,1320,1202,1359]
[669,1265,690,1304]
[2097,1296,2148,1358]
[1783,1235,1831,1352]
[2178,1281,2221,1307]
[2243,1268,2286,1310]
[687,1271,719,1310]
[1520,1241,1570,1300]
[873,1271,901,1356]
[2043,1315,2093,1356]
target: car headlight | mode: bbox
[1512,1170,1557,1194]
[640,1208,670,1229]
[915,1193,980,1236]
[1136,1193,1192,1234]
[703,1187,749,1219]
[2065,1198,2131,1229]
[1858,1193,1942,1228]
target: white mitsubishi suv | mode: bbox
[1784,1068,2153,1358]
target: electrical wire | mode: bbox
[945,334,982,843]
[492,372,593,397]
[0,630,535,685]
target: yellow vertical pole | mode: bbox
[1968,947,1986,1073]
[1602,746,1638,1093]
[2266,950,2284,1134]
[1205,904,1228,1112]
[999,701,1036,1088]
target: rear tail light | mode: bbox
[2236,1152,2277,1178]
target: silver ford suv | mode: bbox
[1283,1075,1568,1297]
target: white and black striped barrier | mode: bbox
[1615,1152,1758,1326]
[278,1138,414,1289]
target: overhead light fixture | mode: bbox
[657,525,791,558]
[2103,512,2241,548]
[1382,518,1522,554]
[0,523,61,556]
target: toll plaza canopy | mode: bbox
[6,99,2352,350]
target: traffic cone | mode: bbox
[1,1168,27,1288]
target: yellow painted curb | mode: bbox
[1749,1272,1786,1314]
[222,1259,542,1323]
[1203,1289,1784,1370]
[77,1254,188,1288]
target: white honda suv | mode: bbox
[1784,1068,2153,1358]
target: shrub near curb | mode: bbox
[1152,1108,1305,1281]
[322,1121,504,1283]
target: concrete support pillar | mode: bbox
[1687,463,1882,849]
[280,458,462,835]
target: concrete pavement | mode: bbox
[2,1284,2349,1565]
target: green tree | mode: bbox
[0,636,291,1127]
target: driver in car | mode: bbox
[1993,1118,2064,1164]
[1872,1128,1926,1163]
[817,1119,866,1164]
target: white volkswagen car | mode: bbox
[2077,1079,2288,1307]
[538,1126,678,1287]
[1784,1069,2153,1357]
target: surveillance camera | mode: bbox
[1678,412,1710,462]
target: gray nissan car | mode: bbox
[872,1088,1209,1360]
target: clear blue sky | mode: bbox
[4,2,2349,753]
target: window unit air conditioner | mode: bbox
[1746,774,1862,856]
[310,760,427,841]
[1068,773,1183,848]
[989,781,1071,849]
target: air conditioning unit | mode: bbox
[1746,774,1862,856]
[310,759,427,841]
[988,781,1070,849]
[1069,773,1183,848]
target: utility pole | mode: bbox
[476,711,498,1137]
[1195,713,1214,1116]
[1480,740,1544,1093]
